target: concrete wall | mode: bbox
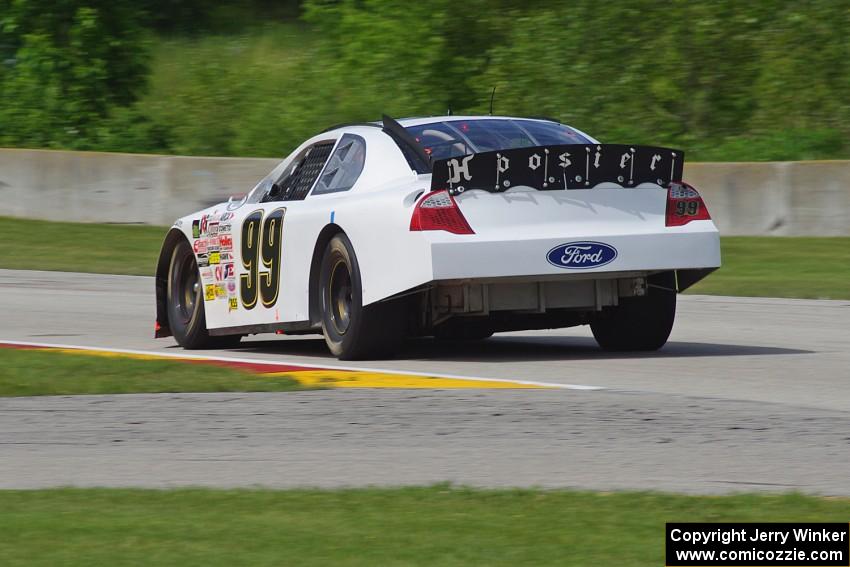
[1,147,848,235]
[684,161,850,236]
[0,148,278,226]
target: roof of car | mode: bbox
[320,115,564,135]
[395,115,561,127]
[392,115,599,145]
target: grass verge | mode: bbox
[2,217,849,299]
[685,236,850,300]
[0,349,303,396]
[0,217,164,276]
[0,487,848,566]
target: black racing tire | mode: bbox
[433,321,494,341]
[166,239,241,350]
[590,272,677,351]
[319,233,406,360]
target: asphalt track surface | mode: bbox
[2,269,849,494]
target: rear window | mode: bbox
[406,122,473,161]
[513,120,591,146]
[453,120,535,153]
[404,119,592,160]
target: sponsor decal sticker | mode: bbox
[215,283,227,298]
[228,296,238,311]
[546,241,617,269]
[200,267,212,279]
[192,220,201,239]
[200,215,209,236]
[218,223,232,234]
[219,234,233,250]
[208,221,220,236]
[209,251,221,265]
[197,253,209,268]
[204,284,215,301]
[193,239,208,254]
[219,251,234,262]
[214,263,235,282]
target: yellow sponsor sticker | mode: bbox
[204,284,215,301]
[228,297,238,311]
[209,251,221,264]
[215,283,227,298]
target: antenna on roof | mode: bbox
[447,107,453,116]
[489,86,497,116]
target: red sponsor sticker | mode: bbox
[215,263,235,282]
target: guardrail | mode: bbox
[1,148,848,235]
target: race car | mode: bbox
[154,115,720,359]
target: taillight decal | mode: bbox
[410,190,475,235]
[666,181,711,227]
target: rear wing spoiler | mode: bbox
[431,144,684,195]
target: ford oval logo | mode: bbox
[547,241,618,269]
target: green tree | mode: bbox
[303,0,520,121]
[0,0,150,149]
[479,0,849,158]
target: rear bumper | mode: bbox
[427,222,720,280]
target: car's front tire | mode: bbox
[319,233,406,360]
[590,272,676,351]
[166,239,241,349]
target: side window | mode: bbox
[311,134,366,196]
[263,141,335,202]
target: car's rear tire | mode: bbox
[319,233,406,360]
[167,239,241,349]
[590,272,676,351]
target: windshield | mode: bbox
[405,119,592,161]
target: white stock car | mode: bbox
[154,115,721,359]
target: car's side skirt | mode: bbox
[208,320,318,337]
